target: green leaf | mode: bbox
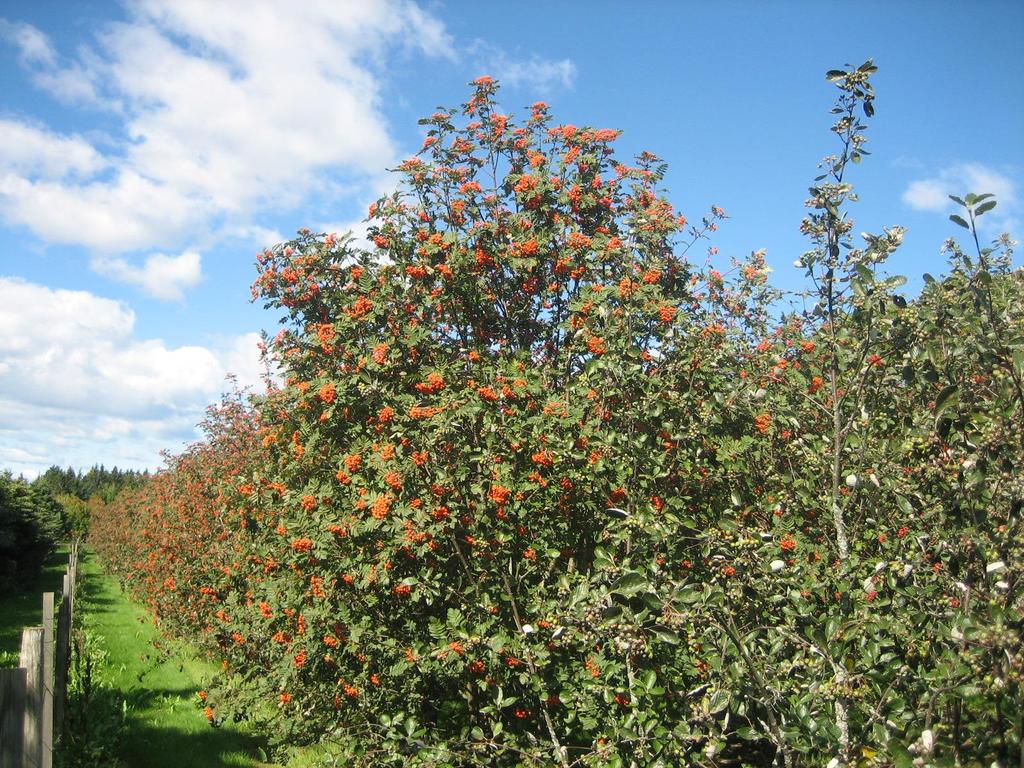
[937,416,953,440]
[949,214,970,230]
[593,552,615,570]
[651,626,680,645]
[895,494,914,516]
[934,384,959,416]
[975,200,997,216]
[825,70,846,81]
[886,275,907,289]
[642,670,657,690]
[601,605,624,622]
[707,689,730,714]
[948,195,966,207]
[612,571,650,596]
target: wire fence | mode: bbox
[0,541,79,768]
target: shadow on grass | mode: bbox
[70,550,274,768]
[75,574,117,608]
[0,546,68,657]
[65,684,274,768]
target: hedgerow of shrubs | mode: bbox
[92,62,1022,767]
[0,471,64,591]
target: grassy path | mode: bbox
[0,545,69,661]
[77,550,274,768]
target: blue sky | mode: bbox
[1,0,1021,477]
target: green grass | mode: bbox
[77,549,276,768]
[0,545,69,662]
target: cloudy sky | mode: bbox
[1,0,1021,477]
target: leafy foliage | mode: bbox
[58,628,128,768]
[0,471,64,590]
[92,65,1022,767]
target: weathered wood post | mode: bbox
[41,593,54,768]
[0,667,27,768]
[67,544,77,617]
[19,627,44,768]
[53,575,71,739]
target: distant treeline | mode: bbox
[0,464,150,591]
[33,464,150,503]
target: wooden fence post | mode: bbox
[41,593,54,768]
[53,575,70,739]
[0,668,27,768]
[69,544,78,622]
[66,547,74,619]
[19,627,44,768]
[1,549,74,768]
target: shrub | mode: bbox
[0,471,63,590]
[93,64,1022,767]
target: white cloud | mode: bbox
[0,276,264,475]
[0,119,107,179]
[902,179,948,212]
[0,170,201,253]
[0,1,454,284]
[219,331,273,390]
[468,41,576,93]
[0,3,579,299]
[92,250,203,301]
[0,19,57,67]
[220,223,287,252]
[31,64,104,107]
[902,162,1019,233]
[0,401,202,478]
